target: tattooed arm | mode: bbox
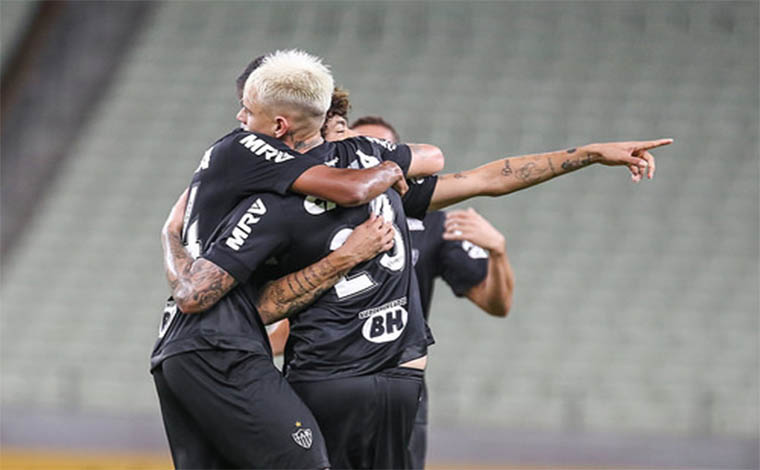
[428,139,673,211]
[162,189,238,314]
[164,189,394,316]
[256,213,394,324]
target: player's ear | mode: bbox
[273,116,290,139]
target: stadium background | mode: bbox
[1,1,757,468]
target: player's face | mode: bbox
[323,115,349,141]
[236,92,276,135]
[352,123,397,144]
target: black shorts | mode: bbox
[153,349,329,469]
[408,380,428,470]
[290,367,424,470]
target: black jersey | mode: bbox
[203,137,436,382]
[179,129,322,259]
[150,130,320,370]
[407,211,489,320]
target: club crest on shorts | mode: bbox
[291,426,313,449]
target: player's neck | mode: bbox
[284,132,324,154]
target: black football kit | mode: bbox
[406,210,490,470]
[151,130,330,469]
[202,136,437,469]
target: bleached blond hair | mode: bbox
[245,49,334,118]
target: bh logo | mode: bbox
[360,298,408,343]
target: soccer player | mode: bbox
[278,110,671,469]
[349,116,515,469]
[151,50,441,469]
[158,50,444,469]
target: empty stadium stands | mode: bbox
[1,0,757,453]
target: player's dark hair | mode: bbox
[320,87,351,137]
[236,55,266,100]
[327,87,351,119]
[349,115,400,143]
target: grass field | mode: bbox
[0,448,662,470]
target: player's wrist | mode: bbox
[578,144,603,164]
[482,233,506,255]
[328,247,361,272]
[381,160,403,180]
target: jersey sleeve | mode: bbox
[215,132,321,195]
[380,143,412,176]
[203,194,289,284]
[358,136,412,176]
[437,215,489,297]
[402,175,437,219]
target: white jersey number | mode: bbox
[329,194,406,299]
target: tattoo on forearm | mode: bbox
[561,153,594,172]
[258,256,351,323]
[516,162,537,181]
[165,225,237,312]
[547,157,557,176]
[301,266,319,289]
[453,172,466,179]
[501,160,513,176]
[293,270,309,292]
[189,261,236,311]
[166,231,189,292]
[567,148,576,154]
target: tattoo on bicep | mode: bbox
[567,148,577,154]
[501,160,513,176]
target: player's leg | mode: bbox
[291,375,377,469]
[372,367,425,470]
[162,350,330,470]
[407,380,429,470]
[153,363,231,469]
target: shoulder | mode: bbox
[338,135,400,153]
[361,135,400,152]
[232,191,290,216]
[215,131,300,163]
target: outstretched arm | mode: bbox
[428,139,673,211]
[292,161,405,206]
[255,214,395,324]
[443,209,514,317]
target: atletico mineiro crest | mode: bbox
[291,421,313,449]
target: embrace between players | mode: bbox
[151,50,672,470]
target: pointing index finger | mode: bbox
[636,138,674,151]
